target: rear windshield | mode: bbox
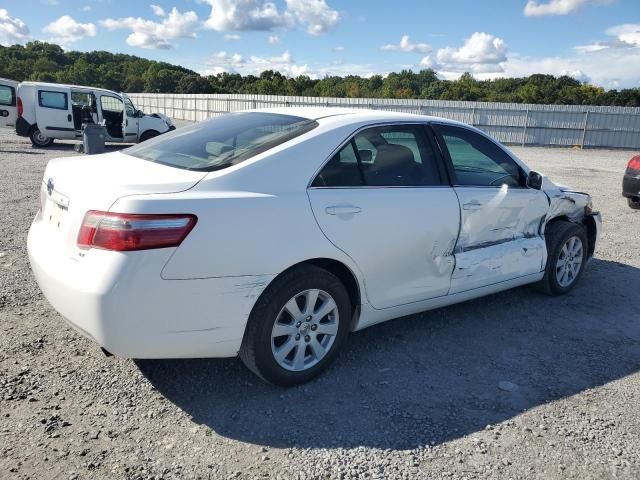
[125,112,318,171]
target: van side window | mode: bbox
[0,85,16,107]
[38,91,68,110]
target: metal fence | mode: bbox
[127,93,640,149]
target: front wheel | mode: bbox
[30,127,54,147]
[139,130,159,142]
[239,265,351,386]
[534,221,588,295]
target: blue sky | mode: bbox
[1,0,639,88]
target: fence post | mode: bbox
[471,106,476,126]
[522,108,529,146]
[226,98,231,113]
[581,110,590,149]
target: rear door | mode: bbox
[432,123,549,293]
[35,86,75,139]
[308,123,460,309]
[0,78,19,129]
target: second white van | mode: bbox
[0,79,174,147]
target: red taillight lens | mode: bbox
[17,97,23,118]
[627,155,640,172]
[77,211,197,251]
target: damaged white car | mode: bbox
[27,109,601,385]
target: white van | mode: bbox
[0,79,174,147]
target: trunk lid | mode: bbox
[38,150,206,257]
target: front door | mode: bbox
[98,94,125,141]
[0,78,18,129]
[432,123,549,293]
[123,96,139,143]
[35,86,75,139]
[308,124,460,309]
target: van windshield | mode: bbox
[125,112,318,171]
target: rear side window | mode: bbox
[39,91,68,110]
[126,112,318,171]
[313,124,442,187]
[0,85,16,107]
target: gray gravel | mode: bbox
[1,127,639,480]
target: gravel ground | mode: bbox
[1,126,639,480]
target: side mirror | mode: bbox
[135,110,144,118]
[527,170,543,190]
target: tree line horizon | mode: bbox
[1,41,639,107]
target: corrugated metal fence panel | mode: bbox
[127,94,640,149]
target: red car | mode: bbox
[623,155,640,209]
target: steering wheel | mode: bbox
[489,174,513,186]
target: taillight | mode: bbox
[17,97,23,118]
[627,155,640,172]
[77,211,197,251]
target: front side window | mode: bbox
[313,124,441,187]
[434,125,523,187]
[0,85,16,107]
[101,96,123,113]
[38,90,68,110]
[124,98,136,117]
[126,112,318,171]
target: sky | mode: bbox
[1,0,639,89]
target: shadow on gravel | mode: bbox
[137,258,640,450]
[40,143,131,153]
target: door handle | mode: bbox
[325,205,362,215]
[463,201,483,210]
[67,114,72,122]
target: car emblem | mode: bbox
[46,178,54,196]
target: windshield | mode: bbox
[125,112,318,171]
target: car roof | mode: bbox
[19,81,120,96]
[249,106,466,128]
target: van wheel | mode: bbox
[30,127,54,147]
[239,265,351,386]
[139,130,159,142]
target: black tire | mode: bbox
[628,198,640,210]
[139,130,159,142]
[30,127,54,147]
[239,265,351,386]
[534,221,588,295]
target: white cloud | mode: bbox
[333,45,344,52]
[202,0,293,32]
[150,5,166,17]
[607,24,640,47]
[224,33,241,40]
[285,0,339,35]
[82,5,92,12]
[523,0,610,16]
[436,32,507,74]
[41,0,58,5]
[419,56,435,68]
[43,15,96,45]
[0,8,31,46]
[268,34,280,44]
[201,0,339,35]
[205,50,309,76]
[381,35,431,53]
[101,7,198,49]
[575,23,640,52]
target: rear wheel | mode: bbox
[628,197,640,210]
[30,127,54,147]
[534,221,588,295]
[239,265,351,386]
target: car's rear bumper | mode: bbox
[27,217,272,358]
[622,172,640,201]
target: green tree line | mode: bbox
[1,41,639,106]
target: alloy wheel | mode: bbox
[271,289,339,372]
[555,235,584,287]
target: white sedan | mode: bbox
[28,108,601,385]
